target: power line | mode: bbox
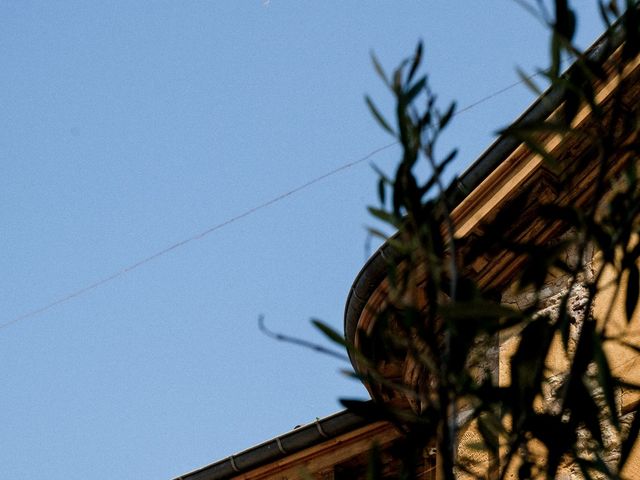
[454,75,538,116]
[1,142,398,331]
[2,73,535,331]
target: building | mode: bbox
[175,16,640,480]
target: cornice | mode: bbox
[345,43,640,403]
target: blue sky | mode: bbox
[1,2,604,479]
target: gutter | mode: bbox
[343,20,625,366]
[175,14,631,480]
[173,408,369,480]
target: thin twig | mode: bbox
[257,315,350,362]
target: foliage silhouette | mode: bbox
[268,1,640,478]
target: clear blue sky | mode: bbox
[1,2,604,479]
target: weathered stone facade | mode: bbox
[497,235,640,479]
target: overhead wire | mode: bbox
[1,71,538,331]
[0,141,397,331]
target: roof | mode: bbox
[175,17,629,480]
[174,409,369,480]
[343,21,625,369]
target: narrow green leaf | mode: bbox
[551,34,562,79]
[571,379,604,445]
[608,0,619,16]
[592,332,620,429]
[538,204,582,227]
[340,399,389,422]
[440,300,521,321]
[407,41,423,84]
[622,0,640,61]
[521,134,560,169]
[439,148,458,171]
[312,320,347,346]
[518,461,533,480]
[476,412,501,451]
[614,379,640,391]
[516,67,543,96]
[626,263,640,323]
[370,51,389,86]
[392,67,403,94]
[371,162,392,184]
[558,293,573,350]
[377,177,385,204]
[338,369,361,380]
[511,319,554,422]
[561,86,580,126]
[404,76,426,105]
[501,119,572,136]
[554,0,576,41]
[366,227,391,241]
[598,0,614,28]
[365,96,395,135]
[439,101,456,129]
[367,206,401,226]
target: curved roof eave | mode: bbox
[174,409,370,480]
[343,23,622,367]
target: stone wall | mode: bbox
[496,236,640,479]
